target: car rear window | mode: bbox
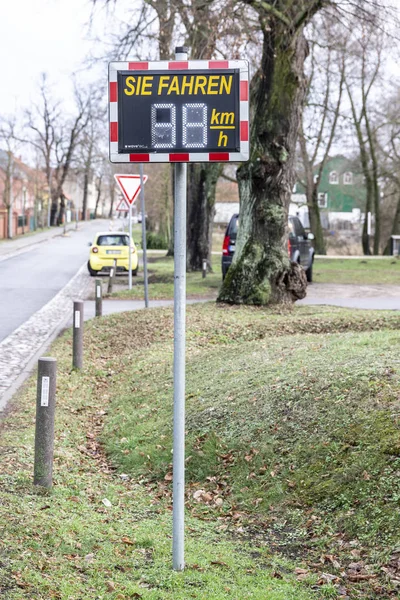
[97,235,129,246]
[228,216,239,239]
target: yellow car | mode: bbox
[87,231,138,276]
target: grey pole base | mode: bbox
[95,279,102,317]
[34,357,57,488]
[72,301,84,370]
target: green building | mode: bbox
[292,155,367,229]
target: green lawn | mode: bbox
[108,254,222,300]
[314,257,400,285]
[105,256,400,302]
[1,304,400,598]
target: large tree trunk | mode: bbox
[187,163,222,271]
[218,25,308,305]
[308,186,326,254]
[108,182,115,218]
[361,179,373,255]
[94,176,102,218]
[57,193,66,226]
[158,166,172,247]
[50,193,58,226]
[82,171,89,221]
[384,192,400,254]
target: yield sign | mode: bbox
[116,198,130,211]
[114,174,148,205]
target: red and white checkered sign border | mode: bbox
[109,60,249,163]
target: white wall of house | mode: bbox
[214,202,239,224]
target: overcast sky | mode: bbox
[0,0,128,116]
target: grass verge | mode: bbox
[108,255,221,300]
[1,304,400,599]
[313,258,400,285]
[104,256,400,302]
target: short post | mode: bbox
[202,259,207,279]
[107,259,116,294]
[73,301,84,370]
[95,279,102,317]
[34,357,57,488]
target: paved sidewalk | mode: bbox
[0,222,105,262]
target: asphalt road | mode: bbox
[0,220,110,341]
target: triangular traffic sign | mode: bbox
[114,174,148,205]
[116,198,130,211]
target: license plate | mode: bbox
[106,250,121,255]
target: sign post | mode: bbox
[109,51,249,571]
[114,174,148,290]
[171,46,188,571]
[139,163,149,308]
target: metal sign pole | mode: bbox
[128,203,132,290]
[172,45,188,573]
[140,164,149,308]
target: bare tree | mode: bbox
[345,22,387,254]
[374,86,400,252]
[0,116,21,238]
[25,74,59,227]
[26,76,90,226]
[298,16,346,255]
[76,90,106,220]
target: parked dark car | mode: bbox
[222,214,315,282]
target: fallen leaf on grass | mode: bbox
[295,567,309,581]
[271,571,283,579]
[106,581,116,592]
[211,561,228,567]
[347,574,377,582]
[316,573,340,585]
[121,537,135,545]
[84,553,95,563]
[295,568,309,574]
[188,564,205,572]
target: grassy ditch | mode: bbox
[1,304,400,599]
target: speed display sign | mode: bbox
[109,60,249,163]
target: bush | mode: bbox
[146,232,168,249]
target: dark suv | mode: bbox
[222,214,315,282]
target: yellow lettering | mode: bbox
[211,108,220,125]
[220,112,234,125]
[167,76,180,95]
[180,75,194,95]
[142,76,153,95]
[218,131,228,147]
[194,76,207,95]
[220,75,233,95]
[158,76,170,95]
[207,75,219,95]
[124,76,136,96]
[136,77,142,95]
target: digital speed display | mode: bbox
[109,61,249,163]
